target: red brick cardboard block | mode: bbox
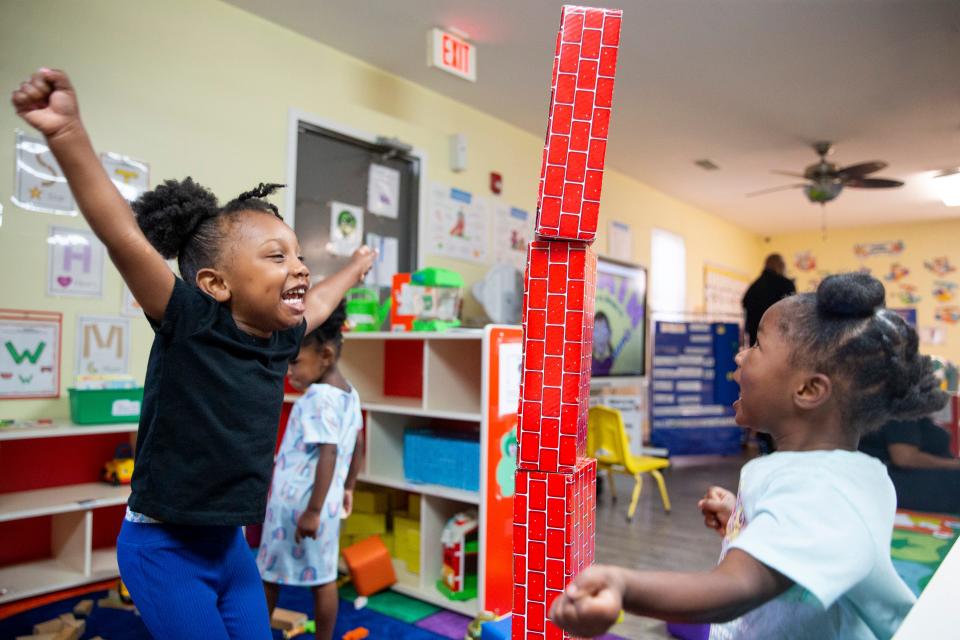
[512,458,597,639]
[534,5,623,243]
[518,241,596,474]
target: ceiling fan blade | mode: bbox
[771,170,807,179]
[837,161,887,179]
[746,183,807,197]
[844,177,904,189]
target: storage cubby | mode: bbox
[424,339,483,417]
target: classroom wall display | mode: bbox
[75,315,130,375]
[592,258,647,377]
[925,257,956,277]
[854,240,904,258]
[366,232,400,288]
[0,309,62,399]
[703,263,751,317]
[100,152,149,202]
[328,201,364,256]
[649,320,741,455]
[428,183,490,263]
[366,163,400,219]
[120,284,144,318]
[891,308,918,329]
[493,205,531,271]
[12,132,77,215]
[794,251,816,272]
[47,225,105,298]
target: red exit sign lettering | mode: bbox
[428,28,476,82]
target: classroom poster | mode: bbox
[493,205,530,271]
[592,259,647,377]
[47,226,105,298]
[121,284,144,318]
[0,310,61,399]
[607,220,632,262]
[366,164,400,219]
[101,152,150,202]
[427,183,490,263]
[328,202,363,256]
[366,232,399,288]
[704,264,751,317]
[12,132,77,215]
[76,316,129,375]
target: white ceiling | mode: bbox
[224,0,960,234]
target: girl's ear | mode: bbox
[794,372,832,411]
[196,268,231,303]
[320,342,337,366]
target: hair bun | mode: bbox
[133,178,219,259]
[816,272,885,318]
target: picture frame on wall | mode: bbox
[592,258,648,378]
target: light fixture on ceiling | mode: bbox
[932,169,960,207]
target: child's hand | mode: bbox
[11,69,81,139]
[549,565,625,637]
[698,486,736,536]
[295,509,322,544]
[350,246,376,282]
[342,489,354,518]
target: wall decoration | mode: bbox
[890,308,917,329]
[101,152,149,202]
[366,163,400,219]
[120,284,144,318]
[327,201,363,256]
[493,205,531,271]
[607,220,633,262]
[884,263,910,282]
[0,309,61,399]
[933,280,958,303]
[854,240,904,258]
[935,306,960,325]
[925,257,956,277]
[427,183,490,263]
[12,132,77,215]
[76,316,130,375]
[896,284,922,305]
[366,232,399,288]
[704,264,750,317]
[47,225,105,298]
[794,251,816,272]
[919,326,946,346]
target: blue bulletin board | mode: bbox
[650,320,742,455]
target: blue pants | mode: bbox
[117,520,272,639]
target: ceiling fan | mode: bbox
[748,141,904,204]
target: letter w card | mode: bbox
[0,310,62,399]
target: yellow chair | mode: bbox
[587,405,671,520]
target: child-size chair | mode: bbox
[587,405,671,520]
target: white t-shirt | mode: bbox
[710,450,915,640]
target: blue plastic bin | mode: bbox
[403,428,480,491]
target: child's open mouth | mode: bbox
[282,285,307,313]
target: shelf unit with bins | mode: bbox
[0,422,136,604]
[284,327,522,617]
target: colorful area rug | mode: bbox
[891,509,960,596]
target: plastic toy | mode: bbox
[465,610,497,639]
[390,268,464,332]
[345,288,391,332]
[437,511,479,601]
[342,627,369,640]
[341,534,397,596]
[102,443,134,486]
[283,619,317,639]
[118,578,133,604]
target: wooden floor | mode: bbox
[594,454,749,639]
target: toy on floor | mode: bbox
[437,511,478,601]
[341,534,397,596]
[101,443,134,486]
[342,627,369,640]
[465,610,497,640]
[27,612,86,639]
[282,619,316,639]
[270,607,308,632]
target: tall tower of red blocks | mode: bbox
[513,6,622,638]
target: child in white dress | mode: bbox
[258,302,363,640]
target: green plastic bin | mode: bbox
[68,387,144,424]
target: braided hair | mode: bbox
[133,179,285,285]
[302,300,348,355]
[779,272,947,435]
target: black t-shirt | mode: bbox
[742,269,796,345]
[128,278,306,525]
[859,417,953,464]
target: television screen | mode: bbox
[592,258,647,377]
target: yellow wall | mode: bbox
[768,219,960,362]
[0,0,761,420]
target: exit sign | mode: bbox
[428,28,476,82]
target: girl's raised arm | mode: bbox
[12,69,174,320]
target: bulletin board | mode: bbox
[289,118,421,288]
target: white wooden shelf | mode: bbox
[0,547,120,604]
[391,560,479,617]
[344,330,484,341]
[358,473,480,505]
[0,483,130,522]
[0,421,138,441]
[363,404,481,422]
